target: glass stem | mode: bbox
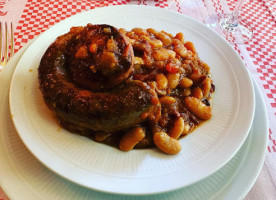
[225,0,246,27]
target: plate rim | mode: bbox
[8,5,256,195]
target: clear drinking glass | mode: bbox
[204,0,253,44]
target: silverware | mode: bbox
[0,22,14,70]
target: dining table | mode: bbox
[0,0,275,199]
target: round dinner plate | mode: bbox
[1,33,268,200]
[9,6,255,194]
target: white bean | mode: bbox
[119,127,145,151]
[153,132,182,155]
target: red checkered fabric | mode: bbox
[211,0,224,13]
[269,129,276,152]
[14,0,128,51]
[231,0,276,153]
[174,0,181,13]
[264,0,276,21]
[154,0,169,8]
[222,0,276,153]
[14,0,173,51]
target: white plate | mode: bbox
[9,6,255,194]
[1,40,268,200]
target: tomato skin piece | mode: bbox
[166,62,179,73]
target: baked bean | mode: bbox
[202,77,212,98]
[192,87,203,100]
[184,97,212,120]
[118,28,127,35]
[94,132,111,142]
[156,32,172,46]
[159,96,176,105]
[169,117,185,139]
[201,62,210,72]
[152,81,167,96]
[161,30,174,38]
[134,57,144,65]
[119,127,146,151]
[156,74,168,90]
[140,35,150,41]
[170,57,181,66]
[149,39,163,49]
[182,88,191,97]
[152,48,170,61]
[175,32,185,43]
[182,123,191,135]
[180,77,193,88]
[153,132,182,155]
[184,41,196,53]
[147,28,158,35]
[132,28,147,35]
[155,61,166,69]
[167,73,180,89]
[167,49,176,58]
[173,39,189,58]
[156,88,167,96]
[126,31,135,38]
[189,73,204,82]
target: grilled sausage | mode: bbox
[38,24,160,133]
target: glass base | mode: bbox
[204,13,253,44]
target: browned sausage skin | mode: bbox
[38,24,160,133]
